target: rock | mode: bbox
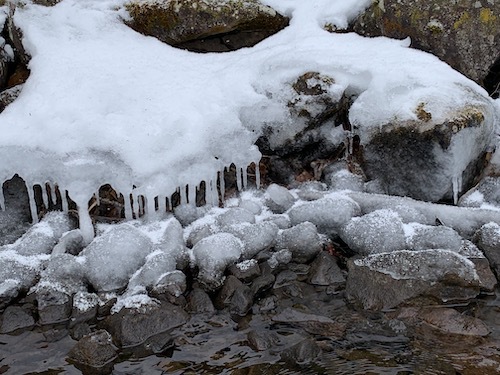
[308,252,345,286]
[214,275,243,310]
[127,250,177,292]
[296,181,327,201]
[281,338,321,365]
[287,195,360,236]
[68,330,118,369]
[277,222,322,263]
[80,224,153,292]
[238,199,262,215]
[265,184,296,214]
[0,305,35,333]
[272,307,335,325]
[274,270,298,289]
[346,249,481,310]
[157,217,189,269]
[187,288,215,314]
[38,253,87,295]
[229,285,254,316]
[151,270,187,299]
[264,214,291,229]
[475,222,500,279]
[339,209,406,255]
[247,330,279,351]
[327,169,364,192]
[226,221,279,258]
[104,302,188,347]
[459,176,500,209]
[217,207,256,227]
[0,45,8,89]
[351,0,500,88]
[420,308,490,337]
[228,259,261,282]
[36,287,72,325]
[173,204,209,227]
[359,104,495,202]
[71,291,99,327]
[250,273,275,296]
[125,0,289,52]
[192,232,244,291]
[52,229,85,255]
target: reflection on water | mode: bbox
[2,291,500,374]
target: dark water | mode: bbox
[2,292,500,375]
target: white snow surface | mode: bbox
[0,0,496,238]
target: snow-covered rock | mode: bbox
[216,207,256,228]
[475,222,500,280]
[459,176,500,210]
[404,223,463,251]
[265,184,296,214]
[339,209,406,255]
[127,250,177,293]
[226,221,279,259]
[80,224,153,293]
[277,222,322,263]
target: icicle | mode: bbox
[236,165,243,191]
[146,195,156,217]
[124,193,133,220]
[242,166,248,190]
[41,184,50,210]
[78,203,94,244]
[188,184,196,206]
[0,187,5,211]
[209,178,217,206]
[25,182,39,224]
[132,194,140,219]
[219,170,225,204]
[255,162,261,189]
[180,185,187,205]
[452,175,462,205]
[50,184,57,205]
[95,189,100,205]
[157,195,166,214]
[61,189,69,213]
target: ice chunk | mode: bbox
[264,214,291,229]
[35,253,86,295]
[265,184,296,214]
[277,222,322,263]
[295,181,327,201]
[287,194,360,235]
[6,212,71,256]
[191,233,244,290]
[80,224,153,292]
[174,204,210,227]
[155,217,188,269]
[226,221,279,258]
[52,229,85,255]
[127,250,176,292]
[268,249,292,269]
[404,223,463,251]
[339,209,406,255]
[238,199,263,215]
[327,169,364,192]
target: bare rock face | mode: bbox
[125,0,289,52]
[351,0,500,93]
[361,103,495,202]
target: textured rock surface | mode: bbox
[125,0,289,52]
[351,0,500,88]
[68,330,118,368]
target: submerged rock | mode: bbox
[420,308,490,337]
[346,249,481,310]
[125,0,289,52]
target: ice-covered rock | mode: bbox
[5,211,71,256]
[327,169,364,192]
[127,250,177,293]
[191,233,244,290]
[263,214,291,229]
[475,222,500,280]
[277,222,322,263]
[36,253,86,295]
[295,181,327,201]
[459,177,500,210]
[346,249,481,310]
[68,330,118,369]
[156,217,189,269]
[216,207,255,228]
[238,199,262,215]
[404,223,463,251]
[265,184,296,214]
[287,195,360,236]
[226,221,279,259]
[173,204,209,227]
[80,224,153,292]
[151,270,187,299]
[339,209,406,255]
[52,229,85,255]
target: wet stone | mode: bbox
[228,259,261,283]
[308,252,345,286]
[247,329,280,351]
[281,338,321,365]
[251,273,276,297]
[420,308,490,337]
[0,305,35,333]
[36,289,73,325]
[214,275,243,310]
[68,329,118,369]
[274,270,298,289]
[229,285,254,316]
[187,288,215,314]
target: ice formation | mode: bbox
[0,0,496,243]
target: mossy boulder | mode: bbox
[125,0,289,52]
[361,102,495,202]
[351,0,500,90]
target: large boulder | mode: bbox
[125,0,289,52]
[360,103,495,202]
[351,0,500,89]
[346,249,481,310]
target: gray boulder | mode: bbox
[277,222,322,263]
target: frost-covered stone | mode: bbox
[80,224,153,292]
[226,221,279,258]
[346,249,481,310]
[7,211,71,256]
[287,195,360,235]
[187,223,217,247]
[152,270,187,298]
[37,253,86,295]
[68,330,118,368]
[157,218,187,266]
[475,222,500,280]
[277,222,322,263]
[192,233,244,290]
[339,209,406,255]
[296,181,327,201]
[52,229,85,255]
[328,169,364,192]
[264,214,291,229]
[216,207,255,228]
[238,199,262,215]
[404,223,463,251]
[265,184,296,214]
[36,287,73,324]
[127,250,177,292]
[173,204,209,227]
[459,177,500,209]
